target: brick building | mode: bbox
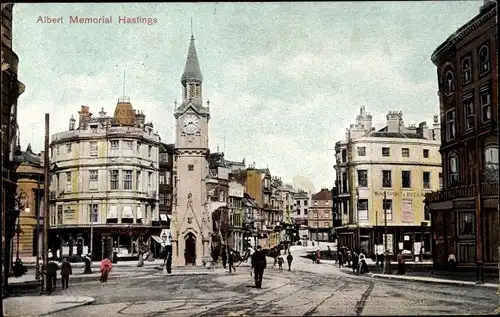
[425,0,498,276]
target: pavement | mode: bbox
[4,244,499,316]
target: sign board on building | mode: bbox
[217,167,229,180]
[373,191,426,198]
[228,181,244,198]
[64,209,75,221]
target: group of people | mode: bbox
[337,246,369,275]
[43,255,113,294]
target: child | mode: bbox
[277,255,284,270]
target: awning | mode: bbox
[107,205,117,219]
[122,206,133,219]
[137,206,143,219]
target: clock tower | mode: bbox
[171,34,211,266]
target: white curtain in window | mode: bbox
[122,205,133,218]
[107,205,117,219]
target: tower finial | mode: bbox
[190,18,193,38]
[122,70,126,100]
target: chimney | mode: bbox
[417,121,429,139]
[69,114,76,131]
[432,114,441,141]
[99,107,107,117]
[78,106,92,129]
[386,111,403,133]
[135,110,146,126]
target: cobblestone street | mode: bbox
[38,267,498,317]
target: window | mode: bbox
[124,140,133,149]
[446,110,456,140]
[461,56,471,84]
[304,209,308,215]
[304,200,308,206]
[439,172,443,190]
[123,170,133,190]
[478,45,490,74]
[402,148,409,157]
[423,149,429,158]
[424,206,430,221]
[480,87,492,122]
[342,201,348,215]
[66,143,72,153]
[137,142,141,152]
[110,170,119,190]
[90,125,98,133]
[159,193,165,205]
[382,170,392,188]
[459,212,474,235]
[148,145,152,158]
[383,199,392,221]
[484,146,498,182]
[166,193,172,206]
[402,171,411,188]
[463,95,474,130]
[159,172,165,184]
[341,149,347,162]
[296,210,301,216]
[444,71,455,95]
[136,171,141,191]
[188,164,194,171]
[357,199,368,221]
[166,171,171,185]
[357,170,368,187]
[89,204,98,223]
[57,205,63,225]
[296,200,301,206]
[89,170,98,190]
[110,140,119,150]
[357,146,366,156]
[449,153,460,186]
[89,141,98,157]
[423,171,430,189]
[66,172,72,191]
[382,147,390,157]
[160,153,168,162]
[148,172,153,189]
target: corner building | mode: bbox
[48,103,160,261]
[426,1,498,271]
[333,107,441,258]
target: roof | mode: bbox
[181,36,203,83]
[12,144,42,166]
[311,189,332,201]
[112,101,136,126]
[208,152,226,169]
[366,130,427,140]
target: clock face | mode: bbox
[182,114,200,135]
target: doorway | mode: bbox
[184,233,196,265]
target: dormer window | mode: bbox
[444,71,455,95]
[461,57,471,84]
[479,44,490,74]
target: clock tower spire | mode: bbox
[181,34,203,106]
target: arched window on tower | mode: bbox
[189,84,195,99]
[183,85,188,100]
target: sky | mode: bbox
[13,1,484,191]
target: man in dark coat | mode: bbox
[286,252,293,271]
[228,250,236,273]
[251,245,267,289]
[221,247,228,269]
[60,257,73,289]
[46,259,59,294]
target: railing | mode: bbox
[425,183,499,202]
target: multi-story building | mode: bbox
[12,144,44,260]
[279,183,296,242]
[242,192,261,248]
[48,102,161,260]
[1,3,25,283]
[293,190,310,242]
[228,180,245,252]
[308,188,333,242]
[333,107,442,257]
[426,0,498,274]
[155,142,174,256]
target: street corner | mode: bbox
[4,295,95,317]
[371,274,498,289]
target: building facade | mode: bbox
[2,3,25,283]
[293,190,310,242]
[228,180,245,252]
[334,107,442,257]
[155,142,174,256]
[308,188,333,242]
[426,0,498,272]
[12,144,44,260]
[48,103,161,261]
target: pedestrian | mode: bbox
[347,250,352,268]
[228,250,236,273]
[352,250,359,275]
[338,250,344,268]
[277,255,284,270]
[46,258,59,295]
[83,254,92,274]
[448,253,457,271]
[286,252,293,271]
[100,257,113,283]
[312,251,316,264]
[359,250,368,274]
[315,249,321,264]
[221,247,227,269]
[60,257,72,289]
[251,245,267,289]
[397,250,406,275]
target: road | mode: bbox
[42,266,497,316]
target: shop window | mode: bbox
[458,212,474,236]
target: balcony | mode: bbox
[425,183,498,203]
